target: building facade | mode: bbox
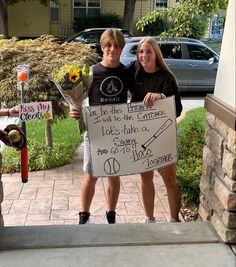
[7,0,177,38]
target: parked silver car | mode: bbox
[121,37,219,93]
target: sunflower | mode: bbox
[69,69,80,83]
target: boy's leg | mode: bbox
[80,172,98,212]
[106,176,120,212]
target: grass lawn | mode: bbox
[2,116,83,173]
[27,117,82,145]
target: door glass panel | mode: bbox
[130,45,138,55]
[80,32,99,43]
[187,45,215,60]
[159,44,182,59]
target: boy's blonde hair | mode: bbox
[100,28,125,50]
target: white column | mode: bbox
[214,0,235,109]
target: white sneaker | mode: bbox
[141,217,156,223]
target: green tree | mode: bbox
[187,15,208,39]
[142,17,171,36]
[136,0,228,38]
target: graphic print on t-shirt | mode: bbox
[100,76,123,97]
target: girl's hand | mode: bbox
[143,93,165,107]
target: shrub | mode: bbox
[177,107,206,206]
[0,35,99,113]
[2,142,78,172]
[73,13,123,33]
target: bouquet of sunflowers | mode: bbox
[52,64,91,133]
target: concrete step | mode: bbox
[0,221,218,250]
[0,222,235,267]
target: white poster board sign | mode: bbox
[19,101,53,122]
[86,96,177,177]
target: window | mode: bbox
[159,44,182,59]
[187,45,215,60]
[74,0,100,19]
[74,32,100,43]
[129,45,138,55]
[50,1,59,22]
[155,0,168,9]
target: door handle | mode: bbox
[189,64,197,67]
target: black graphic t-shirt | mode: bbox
[88,63,128,105]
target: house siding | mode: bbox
[102,0,154,34]
[7,0,178,38]
[8,2,49,38]
[169,0,178,7]
[50,1,74,38]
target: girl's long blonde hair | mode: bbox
[138,37,171,71]
[134,36,176,82]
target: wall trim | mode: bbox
[204,94,236,130]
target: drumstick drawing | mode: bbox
[141,119,173,150]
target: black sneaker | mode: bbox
[106,211,116,224]
[78,212,90,224]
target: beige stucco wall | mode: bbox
[8,2,49,37]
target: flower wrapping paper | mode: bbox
[52,64,91,133]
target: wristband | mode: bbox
[7,109,10,117]
[160,93,166,99]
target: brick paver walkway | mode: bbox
[1,144,176,226]
[1,99,204,226]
